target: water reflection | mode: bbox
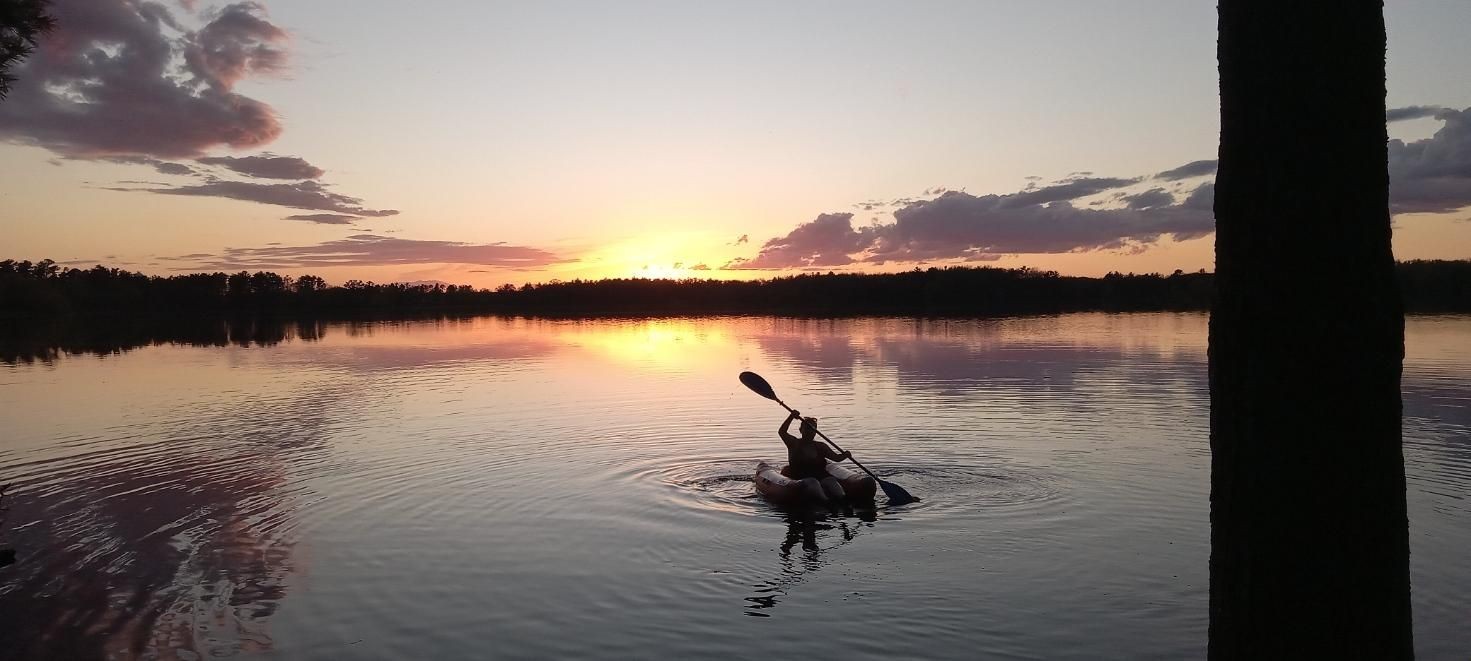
[755,316,1208,399]
[745,510,877,617]
[0,316,329,364]
[0,386,330,659]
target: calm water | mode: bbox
[1,313,1467,659]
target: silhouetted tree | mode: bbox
[226,271,252,304]
[0,0,54,99]
[294,274,327,294]
[1211,2,1411,658]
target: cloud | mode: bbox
[183,1,288,90]
[733,234,749,245]
[165,234,566,270]
[1387,105,1445,123]
[1388,106,1471,214]
[1002,177,1137,208]
[735,99,1471,271]
[689,263,710,271]
[729,180,1214,270]
[1185,182,1214,209]
[729,178,1142,269]
[91,155,197,176]
[1156,159,1218,181]
[1122,187,1175,210]
[0,0,288,158]
[0,1,400,221]
[727,213,870,269]
[131,179,397,216]
[154,161,197,176]
[866,187,1212,263]
[285,213,357,225]
[197,154,323,179]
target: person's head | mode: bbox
[799,416,818,440]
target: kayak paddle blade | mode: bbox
[739,371,779,401]
[879,479,919,505]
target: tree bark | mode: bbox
[1211,1,1411,658]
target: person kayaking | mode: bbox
[779,410,851,502]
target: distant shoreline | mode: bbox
[2,259,1468,322]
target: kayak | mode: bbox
[753,461,877,504]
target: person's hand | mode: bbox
[840,451,852,461]
[789,409,801,418]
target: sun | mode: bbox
[542,229,764,282]
[636,263,688,279]
[558,231,726,280]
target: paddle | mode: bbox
[739,371,918,505]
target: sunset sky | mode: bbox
[3,1,1470,288]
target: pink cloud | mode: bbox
[197,154,324,179]
[166,234,568,270]
[109,179,398,217]
[0,0,287,158]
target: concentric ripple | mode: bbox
[875,462,1071,516]
[622,456,767,516]
[620,452,1070,522]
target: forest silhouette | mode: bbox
[2,258,1467,320]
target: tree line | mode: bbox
[1,258,1467,319]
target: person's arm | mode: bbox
[820,445,851,462]
[778,410,801,442]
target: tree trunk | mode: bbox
[1211,1,1411,658]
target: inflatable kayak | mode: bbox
[753,461,877,504]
